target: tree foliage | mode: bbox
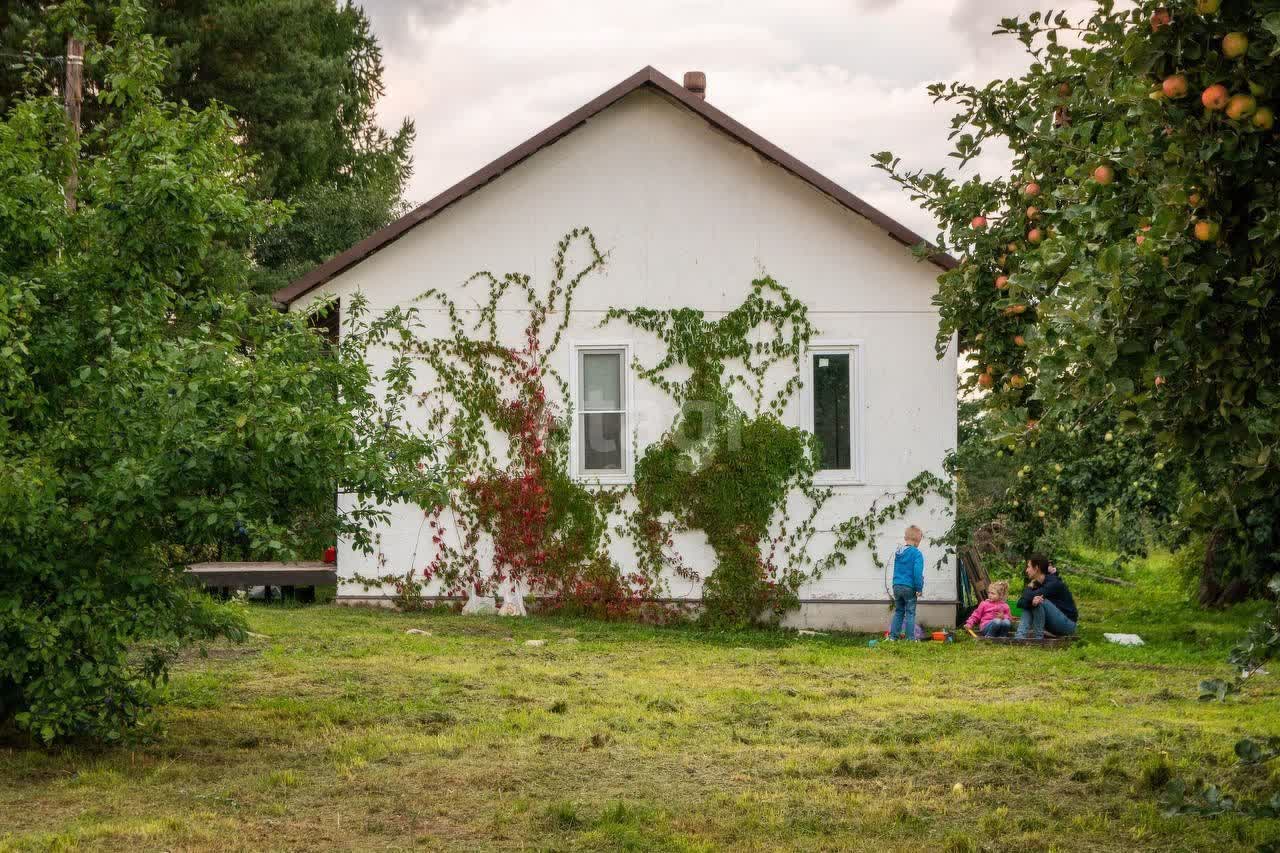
[878,0,1280,601]
[0,0,414,290]
[0,1,439,743]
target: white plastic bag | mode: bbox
[497,577,527,617]
[1103,632,1144,646]
[462,590,497,615]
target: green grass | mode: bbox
[2,553,1278,852]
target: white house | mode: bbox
[275,67,959,631]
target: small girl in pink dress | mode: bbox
[966,580,1013,637]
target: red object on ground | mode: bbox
[322,546,336,564]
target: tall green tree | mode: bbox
[0,0,414,290]
[0,0,439,742]
[878,0,1280,603]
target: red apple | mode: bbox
[1254,106,1275,130]
[1150,8,1172,31]
[1222,32,1249,60]
[1023,182,1041,197]
[1188,192,1202,207]
[995,275,1010,290]
[1093,165,1115,184]
[977,373,994,389]
[1154,375,1166,387]
[971,215,988,228]
[1162,75,1188,99]
[1226,94,1257,120]
[1009,374,1027,389]
[1202,84,1230,111]
[1026,206,1041,220]
[1014,334,1026,346]
[1027,228,1045,244]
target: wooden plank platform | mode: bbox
[185,561,337,587]
[974,635,1077,648]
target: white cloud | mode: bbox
[363,0,1097,240]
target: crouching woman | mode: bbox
[1015,554,1078,640]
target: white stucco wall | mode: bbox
[291,88,958,629]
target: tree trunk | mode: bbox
[63,37,84,211]
[1215,577,1252,607]
[1197,531,1223,607]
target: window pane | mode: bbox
[581,352,622,411]
[581,413,623,470]
[813,353,851,470]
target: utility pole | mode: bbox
[63,36,84,212]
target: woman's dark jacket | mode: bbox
[1018,573,1078,622]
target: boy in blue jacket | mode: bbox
[889,525,925,640]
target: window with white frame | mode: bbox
[803,342,863,482]
[573,345,629,478]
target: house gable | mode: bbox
[273,66,955,307]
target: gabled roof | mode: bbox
[274,66,956,306]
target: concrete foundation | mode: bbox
[781,600,958,633]
[336,595,959,632]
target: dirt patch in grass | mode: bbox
[172,640,267,665]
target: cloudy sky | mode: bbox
[358,0,1094,238]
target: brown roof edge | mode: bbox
[274,66,957,307]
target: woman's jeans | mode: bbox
[889,584,917,640]
[980,618,1012,638]
[1015,599,1077,639]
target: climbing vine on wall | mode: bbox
[604,280,832,626]
[820,470,954,571]
[349,229,659,617]
[351,228,953,624]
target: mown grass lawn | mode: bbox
[2,553,1278,852]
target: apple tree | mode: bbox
[877,0,1280,603]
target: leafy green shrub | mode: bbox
[0,2,440,743]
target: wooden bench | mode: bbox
[185,561,337,602]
